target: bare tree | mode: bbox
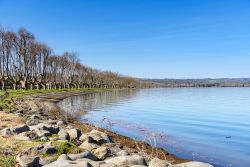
[0,26,141,90]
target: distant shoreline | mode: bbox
[142,78,250,87]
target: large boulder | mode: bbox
[149,158,170,167]
[43,154,93,167]
[105,155,147,167]
[170,161,214,167]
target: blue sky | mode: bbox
[0,0,249,78]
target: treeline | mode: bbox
[142,78,250,87]
[0,26,142,90]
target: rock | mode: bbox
[105,155,147,167]
[103,143,124,156]
[16,153,41,167]
[58,131,70,141]
[99,163,117,167]
[30,114,40,120]
[57,120,67,126]
[79,134,89,141]
[39,157,54,166]
[15,135,30,141]
[27,144,56,155]
[15,113,23,117]
[75,158,103,167]
[58,154,71,161]
[15,131,38,141]
[26,119,39,126]
[40,136,49,142]
[68,151,97,161]
[46,119,58,125]
[149,158,170,167]
[170,161,214,167]
[79,140,99,151]
[116,150,129,156]
[36,130,52,137]
[1,127,13,136]
[58,128,67,135]
[29,123,59,134]
[16,109,24,113]
[88,130,111,144]
[11,124,30,134]
[131,166,148,167]
[93,146,109,160]
[68,128,82,140]
[43,154,93,167]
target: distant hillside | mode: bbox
[141,78,250,87]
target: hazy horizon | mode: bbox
[0,0,249,78]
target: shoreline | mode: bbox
[0,89,213,167]
[29,90,188,164]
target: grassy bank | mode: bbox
[0,88,110,110]
[0,88,109,166]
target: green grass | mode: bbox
[0,156,15,167]
[42,140,82,161]
[0,88,109,110]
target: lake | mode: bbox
[58,88,250,167]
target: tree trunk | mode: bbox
[1,80,5,91]
[30,83,33,90]
[13,83,16,90]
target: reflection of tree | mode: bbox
[58,89,140,117]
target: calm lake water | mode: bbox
[58,88,250,167]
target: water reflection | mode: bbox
[58,88,250,167]
[58,89,140,118]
